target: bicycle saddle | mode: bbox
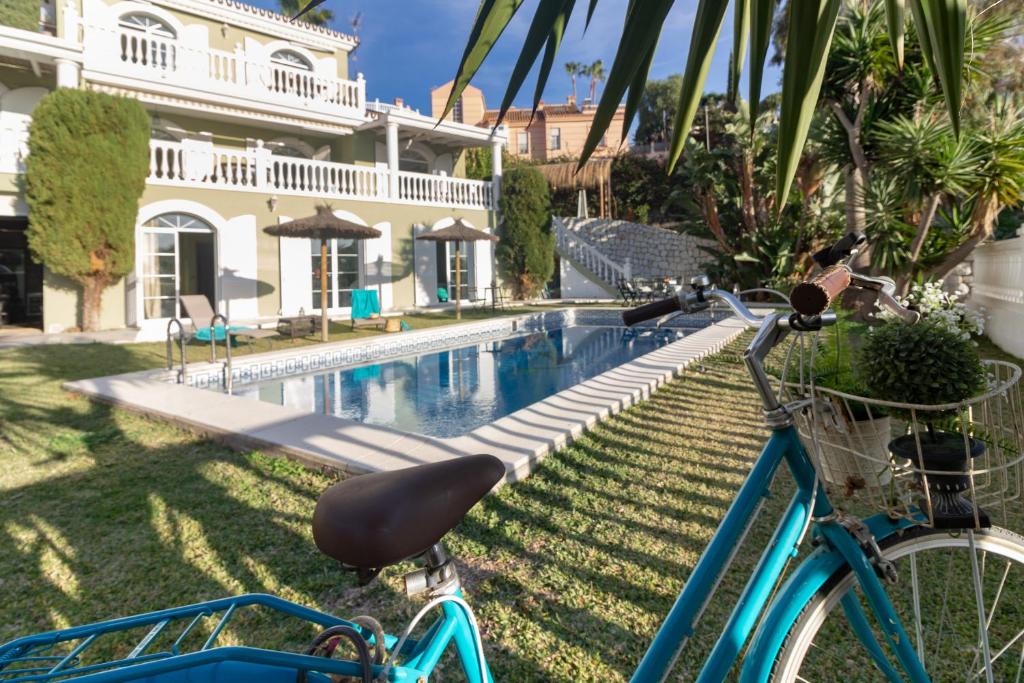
[312,454,505,572]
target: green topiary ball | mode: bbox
[856,321,986,410]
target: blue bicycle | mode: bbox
[3,233,1024,682]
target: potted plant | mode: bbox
[801,321,894,493]
[857,321,988,528]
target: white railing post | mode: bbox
[252,139,271,191]
[356,72,366,110]
[623,257,632,281]
[386,120,400,200]
[61,0,80,42]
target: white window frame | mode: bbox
[517,131,529,154]
[140,213,215,321]
[118,12,176,38]
[311,238,364,313]
[271,49,314,71]
[549,127,561,151]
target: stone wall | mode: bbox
[562,218,711,280]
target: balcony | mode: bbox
[81,24,366,125]
[147,141,495,210]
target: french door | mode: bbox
[311,238,361,311]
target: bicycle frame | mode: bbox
[630,422,931,683]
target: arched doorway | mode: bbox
[140,213,216,320]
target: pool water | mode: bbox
[233,325,686,438]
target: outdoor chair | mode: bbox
[490,285,508,311]
[437,287,449,303]
[617,278,639,306]
[468,288,488,309]
[632,278,656,303]
[351,289,387,330]
[178,295,277,350]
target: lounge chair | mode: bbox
[178,294,276,349]
[351,289,386,330]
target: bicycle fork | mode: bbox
[818,520,931,683]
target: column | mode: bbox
[386,120,400,200]
[54,58,80,89]
[490,137,503,208]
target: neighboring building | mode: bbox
[0,0,505,337]
[431,81,628,162]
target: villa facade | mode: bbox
[0,0,505,337]
[431,81,627,162]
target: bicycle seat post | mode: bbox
[404,543,461,598]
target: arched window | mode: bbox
[271,49,313,71]
[140,213,216,320]
[119,12,176,38]
[399,148,430,174]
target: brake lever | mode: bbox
[848,273,921,324]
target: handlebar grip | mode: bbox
[622,295,683,326]
[790,265,851,316]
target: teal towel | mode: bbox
[350,289,380,320]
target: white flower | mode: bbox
[874,281,985,338]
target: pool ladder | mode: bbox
[166,318,188,385]
[165,316,233,394]
[209,314,234,395]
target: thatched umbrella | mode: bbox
[266,205,381,342]
[416,218,498,320]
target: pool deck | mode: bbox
[64,314,749,483]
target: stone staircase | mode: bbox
[552,217,709,293]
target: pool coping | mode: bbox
[64,310,749,482]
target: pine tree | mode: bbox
[25,90,149,331]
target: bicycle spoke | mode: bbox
[968,531,996,683]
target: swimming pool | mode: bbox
[232,325,688,438]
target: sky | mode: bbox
[250,0,782,124]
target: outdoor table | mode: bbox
[277,315,321,340]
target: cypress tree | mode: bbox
[496,166,554,298]
[25,90,149,331]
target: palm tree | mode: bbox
[586,60,605,104]
[442,0,974,213]
[279,0,333,26]
[564,62,581,103]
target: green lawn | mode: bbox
[1,320,1021,681]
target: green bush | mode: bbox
[497,166,554,298]
[857,322,986,412]
[25,90,150,331]
[0,0,39,31]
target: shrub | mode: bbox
[857,321,986,412]
[497,166,554,298]
[25,90,150,331]
[0,0,39,31]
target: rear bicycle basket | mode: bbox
[786,359,1024,532]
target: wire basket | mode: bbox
[783,355,1024,532]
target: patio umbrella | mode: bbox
[416,218,498,320]
[266,205,381,342]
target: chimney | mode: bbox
[567,94,576,107]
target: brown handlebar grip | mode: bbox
[790,265,851,316]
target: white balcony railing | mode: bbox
[396,171,494,209]
[147,141,494,210]
[83,25,366,118]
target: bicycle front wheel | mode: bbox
[770,525,1024,682]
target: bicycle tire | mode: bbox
[769,525,1024,682]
